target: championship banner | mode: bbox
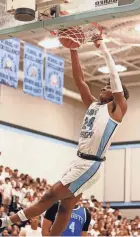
[23,43,43,97]
[0,38,20,88]
[44,53,64,104]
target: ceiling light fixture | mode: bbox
[98,65,127,74]
[135,25,140,32]
[38,38,62,49]
[103,38,110,43]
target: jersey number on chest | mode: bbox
[69,222,75,233]
[82,117,95,131]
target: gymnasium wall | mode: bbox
[0,124,77,184]
[113,86,140,142]
[83,145,140,203]
[1,124,140,203]
[0,84,140,142]
[0,84,86,142]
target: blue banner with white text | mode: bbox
[23,43,43,97]
[44,53,64,104]
[0,38,20,88]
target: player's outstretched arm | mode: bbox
[70,50,97,107]
[97,40,127,115]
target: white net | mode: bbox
[53,22,102,49]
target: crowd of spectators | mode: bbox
[0,165,140,236]
[83,198,140,236]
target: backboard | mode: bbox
[0,0,139,39]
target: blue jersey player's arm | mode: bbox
[70,50,98,107]
[82,208,91,236]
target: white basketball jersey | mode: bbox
[78,102,120,157]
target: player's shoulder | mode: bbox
[89,101,99,107]
[86,101,100,112]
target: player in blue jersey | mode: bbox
[0,39,129,236]
[42,202,91,236]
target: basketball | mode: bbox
[58,28,85,49]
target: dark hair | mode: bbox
[22,183,28,188]
[107,81,129,100]
[15,186,20,189]
[36,178,41,183]
[118,215,122,220]
[122,84,129,100]
[14,169,18,172]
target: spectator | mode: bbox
[98,202,104,213]
[36,178,41,185]
[11,230,19,236]
[19,216,42,236]
[6,225,12,235]
[22,192,32,208]
[3,167,10,179]
[10,196,22,213]
[2,178,12,212]
[20,184,29,203]
[13,170,19,179]
[115,214,122,226]
[12,225,20,234]
[2,229,9,236]
[0,165,140,236]
[0,207,6,218]
[90,195,95,202]
[0,166,4,173]
[12,187,21,200]
[0,170,4,182]
[114,209,120,217]
[92,199,100,210]
[0,181,3,206]
[106,203,115,213]
[88,223,100,236]
[8,170,13,178]
[82,199,90,209]
[130,224,139,236]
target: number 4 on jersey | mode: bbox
[69,222,75,233]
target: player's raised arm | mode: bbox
[97,40,128,115]
[70,50,97,107]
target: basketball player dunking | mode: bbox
[0,39,129,236]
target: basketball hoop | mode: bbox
[52,22,102,50]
